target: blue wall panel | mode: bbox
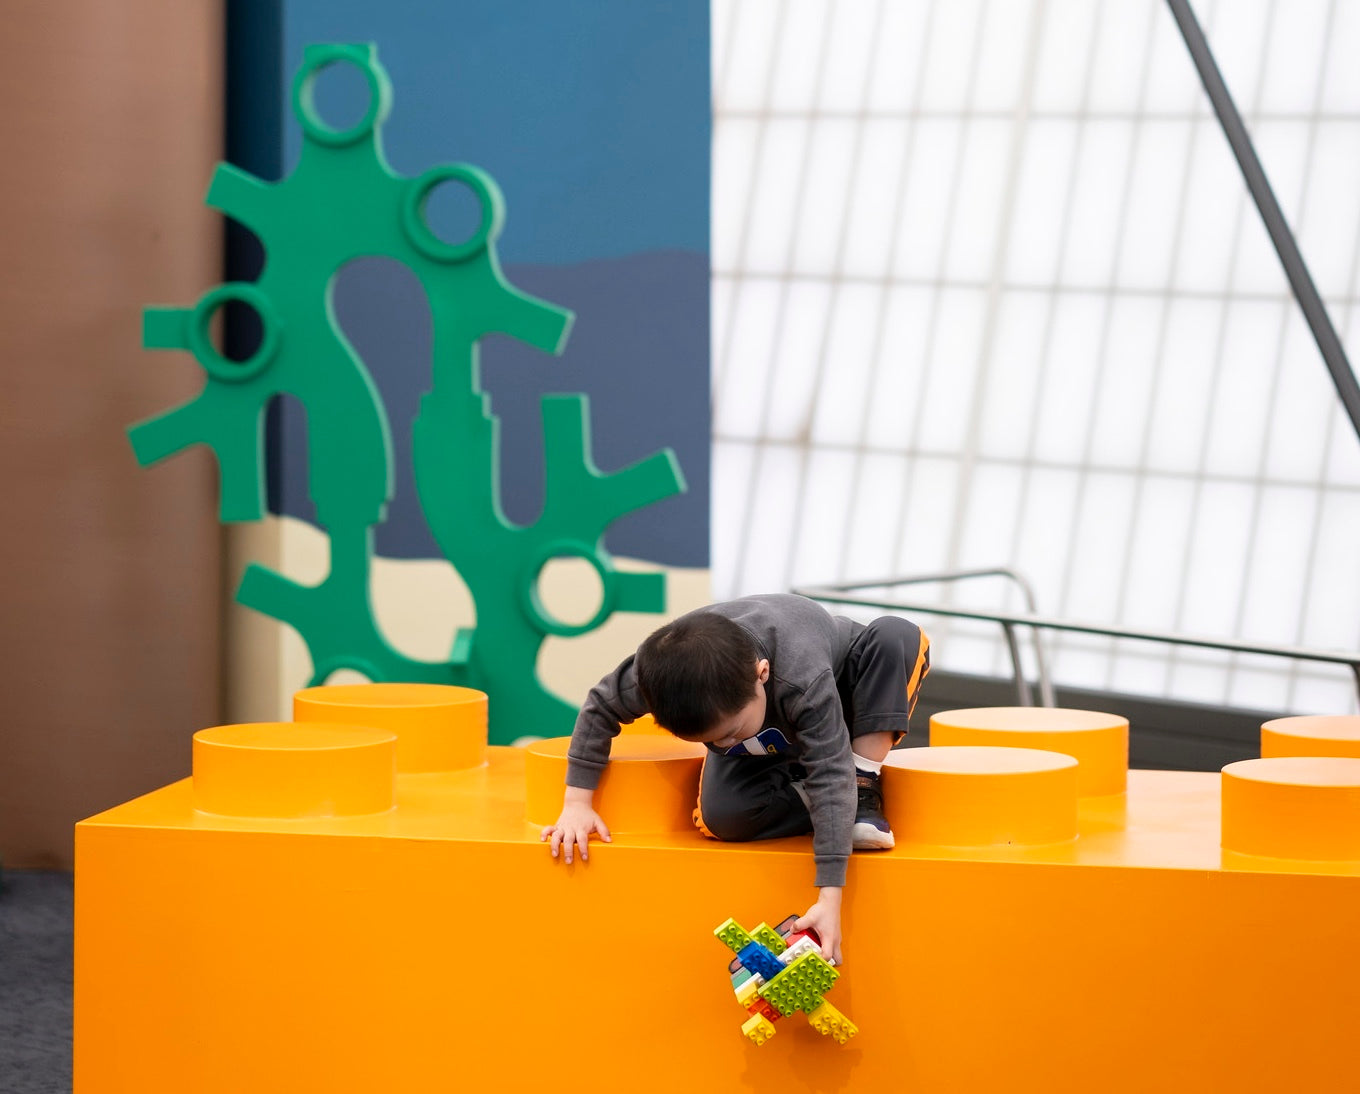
[270,0,710,566]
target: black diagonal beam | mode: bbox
[1166,0,1360,443]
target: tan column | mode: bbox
[0,1,224,866]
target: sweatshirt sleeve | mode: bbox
[565,654,650,789]
[785,669,856,888]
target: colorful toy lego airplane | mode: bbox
[714,914,859,1046]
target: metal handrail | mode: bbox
[794,573,1360,708]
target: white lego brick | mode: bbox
[778,935,823,965]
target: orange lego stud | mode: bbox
[524,734,704,833]
[293,682,487,773]
[882,745,1079,846]
[929,706,1129,795]
[1260,715,1360,760]
[1221,756,1360,859]
[192,722,396,819]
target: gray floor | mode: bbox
[0,870,72,1094]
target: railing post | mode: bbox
[1000,622,1034,706]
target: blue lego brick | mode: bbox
[736,941,785,983]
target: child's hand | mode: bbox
[540,795,612,864]
[795,886,844,966]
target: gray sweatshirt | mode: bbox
[565,593,862,887]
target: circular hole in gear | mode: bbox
[422,175,487,250]
[309,59,372,133]
[202,295,265,367]
[536,556,606,631]
[216,295,264,364]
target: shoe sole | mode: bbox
[851,822,895,850]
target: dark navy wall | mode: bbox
[247,0,710,567]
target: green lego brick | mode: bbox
[750,922,786,955]
[757,980,822,1018]
[714,918,754,955]
[757,951,839,1017]
[783,950,838,994]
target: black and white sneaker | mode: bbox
[851,771,895,850]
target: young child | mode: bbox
[540,593,931,966]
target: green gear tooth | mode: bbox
[129,396,267,522]
[610,571,666,615]
[236,526,469,687]
[414,364,683,743]
[540,395,686,529]
[205,163,277,239]
[131,43,684,740]
[480,277,574,353]
[127,398,210,466]
[142,307,193,350]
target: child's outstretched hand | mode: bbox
[541,791,612,864]
[794,886,844,966]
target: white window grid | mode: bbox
[711,0,1360,715]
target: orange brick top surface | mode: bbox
[79,747,1360,877]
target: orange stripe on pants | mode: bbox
[906,629,931,718]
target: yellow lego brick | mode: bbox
[749,922,786,955]
[741,1012,777,1047]
[735,976,761,1008]
[808,1000,858,1045]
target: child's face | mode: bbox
[699,659,771,751]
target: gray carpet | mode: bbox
[0,870,72,1094]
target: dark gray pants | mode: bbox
[694,616,930,842]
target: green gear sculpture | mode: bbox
[129,43,686,744]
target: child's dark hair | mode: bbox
[636,614,759,739]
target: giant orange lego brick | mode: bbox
[75,698,1360,1093]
